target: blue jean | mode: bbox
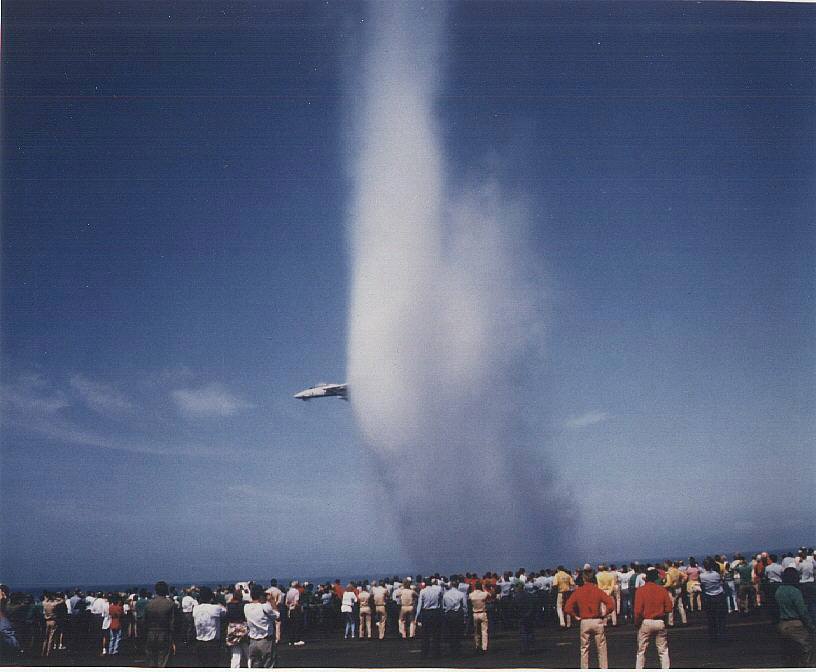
[108,628,122,655]
[619,591,633,621]
[343,612,356,638]
[725,581,737,612]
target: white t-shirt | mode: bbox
[244,602,277,640]
[193,603,226,641]
[618,570,635,590]
[181,595,199,613]
[90,597,107,616]
[341,590,358,613]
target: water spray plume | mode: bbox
[346,3,575,569]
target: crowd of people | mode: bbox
[1,546,814,668]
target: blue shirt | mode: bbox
[442,587,468,620]
[699,570,724,596]
[415,585,443,620]
[765,563,783,583]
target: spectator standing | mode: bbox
[341,584,357,639]
[415,579,443,658]
[370,581,389,640]
[284,582,304,646]
[685,560,702,612]
[40,593,61,657]
[265,581,283,644]
[244,585,277,669]
[107,596,124,656]
[633,567,673,669]
[734,556,755,615]
[563,569,615,669]
[513,581,536,655]
[144,581,176,668]
[699,558,727,643]
[181,589,198,647]
[554,566,575,628]
[765,555,784,619]
[398,580,417,639]
[192,587,226,668]
[663,562,687,626]
[469,581,490,654]
[596,566,618,627]
[617,566,635,624]
[225,590,249,669]
[357,585,372,640]
[797,549,816,625]
[441,578,468,656]
[775,567,815,667]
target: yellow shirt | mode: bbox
[554,571,575,593]
[664,567,685,590]
[596,571,616,594]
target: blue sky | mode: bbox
[2,1,814,587]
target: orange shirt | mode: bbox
[633,582,673,623]
[563,584,615,620]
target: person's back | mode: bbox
[244,587,278,668]
[564,574,615,669]
[145,596,175,633]
[144,584,176,668]
[400,588,416,607]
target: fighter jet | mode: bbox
[293,382,348,401]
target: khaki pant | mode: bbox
[375,605,387,639]
[473,611,488,651]
[579,618,608,669]
[42,620,58,657]
[668,588,686,625]
[399,606,415,638]
[557,592,572,627]
[636,619,670,669]
[359,609,372,638]
[777,619,814,668]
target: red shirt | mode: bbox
[108,604,124,631]
[332,584,345,599]
[633,582,673,623]
[563,583,615,620]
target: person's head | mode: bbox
[582,569,595,584]
[250,585,266,602]
[475,581,483,591]
[199,586,214,603]
[782,567,800,586]
[703,557,716,572]
[270,579,277,587]
[231,590,242,602]
[155,581,169,597]
[770,554,778,563]
[645,568,660,583]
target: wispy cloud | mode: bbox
[171,383,254,417]
[1,373,69,415]
[565,411,611,429]
[1,372,222,457]
[69,374,136,415]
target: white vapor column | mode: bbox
[346,3,573,568]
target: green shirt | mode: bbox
[775,585,814,630]
[735,563,753,585]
